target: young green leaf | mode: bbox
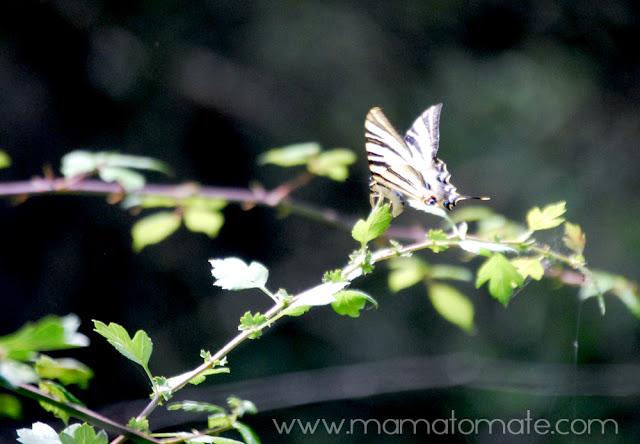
[526,201,566,231]
[0,393,21,419]
[425,229,449,253]
[428,283,475,332]
[351,204,392,246]
[258,142,321,167]
[184,209,224,238]
[0,150,11,169]
[209,258,269,291]
[35,356,93,389]
[238,312,268,339]
[475,254,524,305]
[307,148,357,181]
[0,314,89,361]
[331,290,377,318]
[127,417,149,432]
[387,258,427,292]
[233,422,261,444]
[92,321,153,376]
[322,269,344,283]
[282,305,311,317]
[153,376,172,401]
[131,211,181,252]
[59,423,108,444]
[168,400,226,414]
[38,381,84,424]
[227,396,257,417]
[17,422,61,444]
[511,257,545,281]
[563,222,586,254]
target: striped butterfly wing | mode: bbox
[365,104,489,215]
[365,107,433,216]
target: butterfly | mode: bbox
[365,103,489,217]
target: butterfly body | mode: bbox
[365,104,488,216]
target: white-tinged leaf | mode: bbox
[289,282,348,309]
[0,360,38,386]
[458,240,517,255]
[61,151,98,177]
[527,201,566,231]
[17,422,61,444]
[99,167,146,191]
[209,258,269,290]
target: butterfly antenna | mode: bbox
[458,195,491,202]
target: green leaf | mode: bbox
[227,396,257,417]
[387,258,427,292]
[153,376,172,401]
[351,204,392,246]
[429,265,473,282]
[238,312,268,339]
[127,417,149,432]
[187,367,230,385]
[322,269,344,283]
[207,413,233,430]
[209,437,244,444]
[282,305,311,317]
[511,257,545,281]
[526,201,566,231]
[0,393,21,419]
[0,150,11,169]
[426,229,449,253]
[61,151,169,177]
[60,423,108,444]
[17,422,61,444]
[92,321,153,375]
[233,422,261,444]
[38,381,84,424]
[35,355,93,389]
[475,254,524,305]
[0,314,89,361]
[563,222,586,254]
[307,148,357,181]
[168,401,226,414]
[258,142,321,167]
[331,290,378,318]
[209,258,269,291]
[131,211,181,252]
[428,283,475,332]
[98,167,145,191]
[184,209,224,238]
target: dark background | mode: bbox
[1,1,640,442]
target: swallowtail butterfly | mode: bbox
[365,104,489,216]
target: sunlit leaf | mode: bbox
[168,401,226,414]
[258,142,321,167]
[563,222,586,254]
[428,283,474,332]
[288,282,348,309]
[0,360,38,386]
[526,201,566,231]
[387,258,427,292]
[59,423,108,444]
[98,167,145,191]
[0,314,89,361]
[426,229,449,253]
[351,204,392,246]
[475,254,524,305]
[127,417,149,433]
[92,321,152,375]
[209,258,269,291]
[184,209,224,238]
[35,355,93,389]
[131,211,181,252]
[307,148,357,181]
[458,239,516,255]
[331,290,377,318]
[238,312,267,339]
[0,150,11,169]
[511,257,545,281]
